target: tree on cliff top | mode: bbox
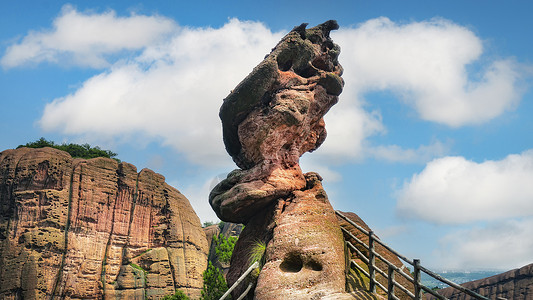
[18,137,119,161]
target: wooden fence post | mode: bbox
[388,265,395,300]
[414,259,422,300]
[368,231,376,294]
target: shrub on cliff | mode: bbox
[162,289,190,300]
[214,234,237,264]
[18,137,119,161]
[200,262,230,300]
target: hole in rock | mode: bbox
[278,57,293,72]
[296,65,318,78]
[308,260,323,271]
[280,253,303,273]
[322,41,334,51]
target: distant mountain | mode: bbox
[431,263,533,299]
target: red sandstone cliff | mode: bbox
[0,147,208,299]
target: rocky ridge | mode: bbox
[432,263,533,300]
[0,147,208,299]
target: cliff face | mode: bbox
[0,147,208,299]
[433,263,533,300]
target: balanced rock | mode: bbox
[211,21,352,299]
[0,147,208,299]
[210,20,343,224]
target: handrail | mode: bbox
[336,210,490,300]
[220,261,259,300]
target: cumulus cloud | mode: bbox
[2,11,519,167]
[435,218,533,270]
[1,5,176,68]
[38,18,283,166]
[311,17,524,165]
[369,140,450,163]
[396,150,533,224]
[331,17,523,128]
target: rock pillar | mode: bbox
[210,21,352,299]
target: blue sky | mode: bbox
[1,0,533,271]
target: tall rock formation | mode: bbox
[210,21,353,299]
[0,147,208,299]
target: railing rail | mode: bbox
[336,210,490,300]
[220,261,259,300]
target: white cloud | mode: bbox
[5,12,520,167]
[1,5,176,68]
[38,19,283,166]
[369,140,450,163]
[435,218,533,270]
[312,17,523,164]
[332,17,523,128]
[300,156,343,182]
[317,105,385,162]
[375,225,409,240]
[396,150,533,224]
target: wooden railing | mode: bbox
[336,211,490,300]
[220,211,492,300]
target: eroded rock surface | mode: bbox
[210,20,344,224]
[211,21,353,299]
[254,173,350,299]
[0,147,208,299]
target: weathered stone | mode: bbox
[210,20,344,224]
[254,173,349,299]
[432,263,533,300]
[211,20,354,299]
[0,147,208,299]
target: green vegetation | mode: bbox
[18,137,119,161]
[248,240,266,268]
[202,221,215,227]
[200,262,230,300]
[218,221,226,231]
[163,289,190,300]
[213,234,237,264]
[129,262,146,274]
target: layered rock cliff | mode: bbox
[432,263,533,300]
[0,147,208,299]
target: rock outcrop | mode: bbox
[0,147,208,299]
[432,263,533,300]
[210,21,352,299]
